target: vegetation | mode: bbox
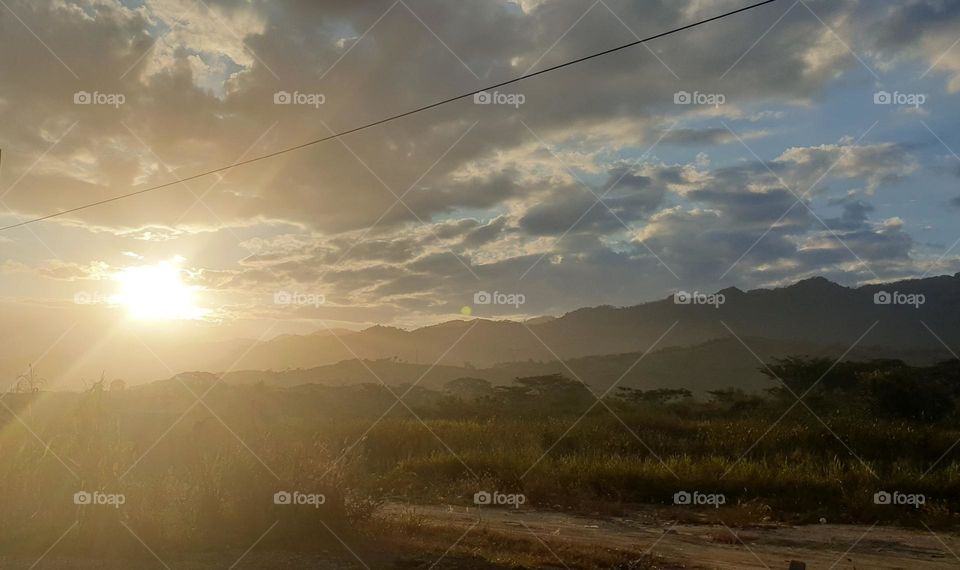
[1,358,959,564]
[360,360,960,526]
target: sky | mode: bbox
[1,0,960,377]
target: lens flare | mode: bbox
[112,257,208,321]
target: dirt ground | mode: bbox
[382,502,960,569]
[0,551,511,570]
[4,504,959,569]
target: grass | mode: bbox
[1,370,959,564]
[353,413,960,525]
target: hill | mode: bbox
[168,336,950,395]
[213,274,960,372]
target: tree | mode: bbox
[513,374,592,410]
[444,377,494,401]
[641,388,693,405]
[868,369,954,421]
[616,387,692,405]
[707,388,747,404]
[761,357,836,396]
[762,356,957,422]
[491,374,592,410]
[493,384,535,404]
[707,388,766,412]
[514,374,586,396]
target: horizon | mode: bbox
[13,269,960,390]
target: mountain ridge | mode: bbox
[210,273,960,372]
[154,335,953,395]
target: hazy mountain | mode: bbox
[15,274,958,391]
[172,336,951,395]
[218,274,960,372]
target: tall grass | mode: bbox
[1,379,958,560]
[0,384,373,559]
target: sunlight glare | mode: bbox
[112,257,208,321]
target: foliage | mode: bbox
[2,358,960,560]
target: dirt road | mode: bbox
[5,505,958,569]
[383,503,960,569]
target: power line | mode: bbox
[0,0,781,232]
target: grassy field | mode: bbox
[1,357,959,566]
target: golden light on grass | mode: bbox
[112,256,208,321]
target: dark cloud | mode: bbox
[873,0,960,48]
[825,200,875,231]
[519,165,665,236]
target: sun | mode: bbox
[112,257,208,321]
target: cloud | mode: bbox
[777,141,917,194]
[460,216,510,248]
[517,165,664,237]
[2,259,112,281]
[871,0,960,92]
[0,0,888,231]
[0,0,951,331]
[825,199,875,231]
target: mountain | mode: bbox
[165,336,950,395]
[216,274,960,371]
